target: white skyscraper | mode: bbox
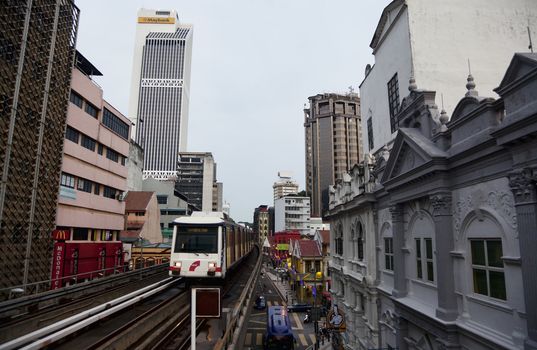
[129,9,193,180]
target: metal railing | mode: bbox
[0,263,167,301]
[214,246,263,350]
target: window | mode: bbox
[84,103,98,118]
[357,224,364,261]
[103,108,129,140]
[415,238,434,282]
[367,117,374,151]
[335,228,343,256]
[73,227,88,240]
[65,126,79,144]
[94,183,100,195]
[60,173,75,188]
[69,90,83,108]
[77,178,92,193]
[384,237,394,271]
[97,143,103,155]
[471,239,506,300]
[101,230,113,241]
[106,148,119,162]
[120,156,126,166]
[157,195,168,204]
[348,103,356,115]
[103,186,117,199]
[387,73,400,133]
[81,135,96,151]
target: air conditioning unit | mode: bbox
[117,192,127,201]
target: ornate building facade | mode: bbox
[327,54,537,350]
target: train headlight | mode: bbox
[175,262,182,268]
[208,262,216,269]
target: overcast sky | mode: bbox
[75,0,389,223]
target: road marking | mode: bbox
[267,301,272,307]
[245,333,252,345]
[247,327,265,330]
[273,301,279,306]
[250,320,265,325]
[251,312,265,317]
[298,333,308,346]
[309,334,316,343]
[256,333,263,345]
[292,312,303,330]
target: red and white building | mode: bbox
[52,51,131,289]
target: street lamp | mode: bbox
[311,268,323,350]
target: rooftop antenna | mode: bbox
[348,86,354,94]
[441,93,445,111]
[528,25,534,53]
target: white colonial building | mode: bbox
[328,53,537,350]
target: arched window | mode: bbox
[357,223,364,261]
[335,225,343,256]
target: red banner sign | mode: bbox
[51,243,65,290]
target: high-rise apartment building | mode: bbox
[273,172,298,200]
[304,93,361,217]
[0,1,79,294]
[176,152,220,212]
[129,9,193,180]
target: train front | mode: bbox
[169,215,224,279]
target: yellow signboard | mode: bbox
[138,17,175,24]
[276,243,289,251]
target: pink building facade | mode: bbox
[52,52,131,287]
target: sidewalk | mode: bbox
[263,267,333,350]
[264,268,295,305]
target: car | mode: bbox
[286,303,312,313]
[254,295,266,310]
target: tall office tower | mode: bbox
[0,1,79,294]
[273,172,299,200]
[129,9,193,180]
[176,152,216,212]
[304,93,361,217]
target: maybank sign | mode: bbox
[138,17,175,24]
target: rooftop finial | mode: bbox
[528,25,534,53]
[465,59,478,97]
[408,68,417,92]
[439,93,449,128]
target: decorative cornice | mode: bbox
[509,167,537,204]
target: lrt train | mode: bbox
[169,212,254,280]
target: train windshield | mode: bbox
[174,226,219,253]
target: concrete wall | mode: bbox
[360,0,537,155]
